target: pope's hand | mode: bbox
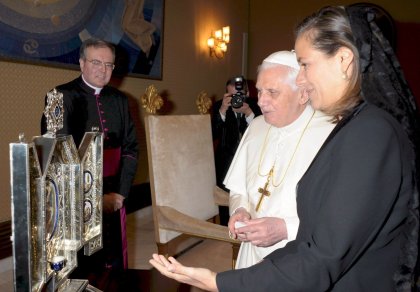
[235,217,288,247]
[227,208,251,240]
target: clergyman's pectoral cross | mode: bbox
[256,168,273,212]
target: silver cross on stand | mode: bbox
[43,88,64,138]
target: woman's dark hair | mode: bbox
[295,6,362,120]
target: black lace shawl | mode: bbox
[346,4,420,291]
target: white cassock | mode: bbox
[224,105,336,269]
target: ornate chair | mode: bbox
[144,114,239,268]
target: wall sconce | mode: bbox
[207,26,230,59]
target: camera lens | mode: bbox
[231,93,244,108]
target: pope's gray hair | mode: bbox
[257,62,299,91]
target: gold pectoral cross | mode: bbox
[256,168,273,212]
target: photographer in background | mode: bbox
[212,76,261,226]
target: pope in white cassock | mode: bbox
[225,51,336,269]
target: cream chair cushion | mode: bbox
[145,115,219,243]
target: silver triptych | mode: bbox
[10,89,104,291]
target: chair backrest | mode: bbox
[145,114,219,244]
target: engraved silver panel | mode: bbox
[78,132,103,256]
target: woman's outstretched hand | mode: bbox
[149,253,219,292]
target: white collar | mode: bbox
[81,75,103,95]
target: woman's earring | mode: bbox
[342,71,348,80]
[300,89,310,104]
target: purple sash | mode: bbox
[103,147,121,178]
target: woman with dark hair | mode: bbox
[149,5,419,291]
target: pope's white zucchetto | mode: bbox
[262,50,300,70]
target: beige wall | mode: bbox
[1,0,419,222]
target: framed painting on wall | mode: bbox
[0,0,164,80]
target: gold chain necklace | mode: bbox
[255,109,315,212]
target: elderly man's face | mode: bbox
[79,46,114,88]
[256,66,305,128]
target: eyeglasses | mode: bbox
[86,59,115,70]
